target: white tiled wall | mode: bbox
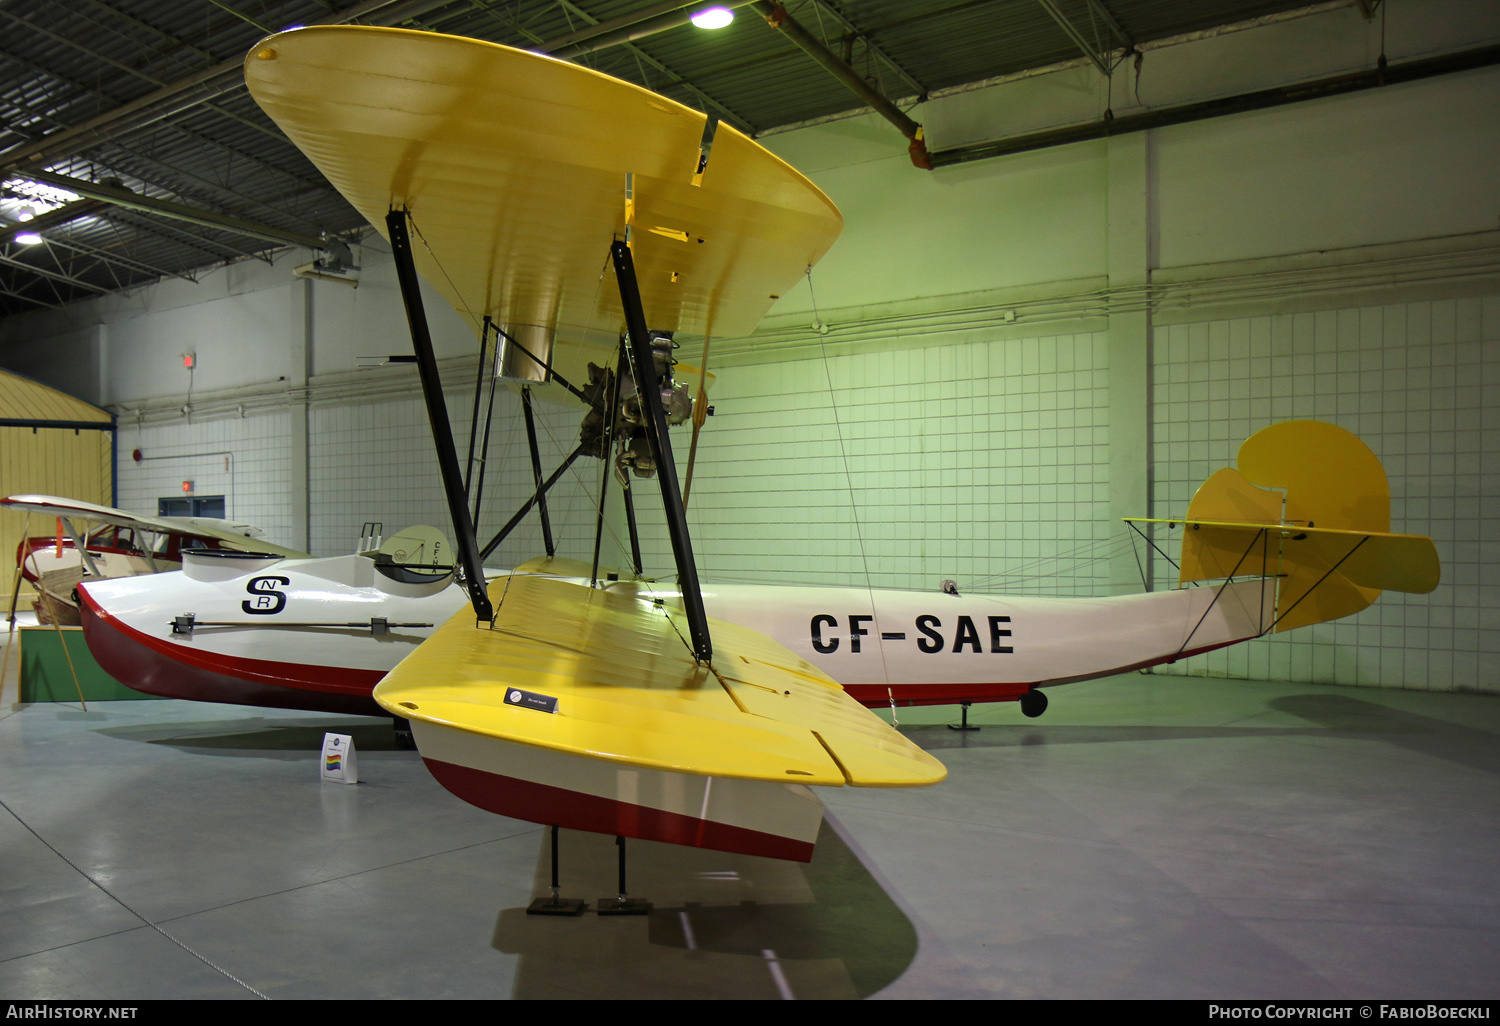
[683,333,1113,596]
[308,388,606,567]
[115,410,294,543]
[1151,295,1500,692]
[107,290,1498,696]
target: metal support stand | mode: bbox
[390,715,415,750]
[527,824,587,916]
[948,701,979,731]
[597,835,651,915]
[609,239,712,662]
[386,208,492,622]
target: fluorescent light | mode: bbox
[7,179,80,207]
[690,6,734,29]
[15,231,42,245]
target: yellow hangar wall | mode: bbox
[0,5,1496,692]
[0,368,114,614]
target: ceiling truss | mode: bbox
[0,0,1405,319]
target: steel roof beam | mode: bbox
[103,205,269,264]
[0,198,107,244]
[0,38,325,195]
[89,142,329,233]
[0,284,60,309]
[34,231,195,284]
[752,1,930,167]
[22,169,324,250]
[1037,0,1114,78]
[0,248,110,293]
[806,0,927,100]
[540,1,733,53]
[0,57,329,201]
[530,1,755,132]
[1082,0,1134,48]
[543,1,758,59]
[0,0,456,175]
[930,40,1500,167]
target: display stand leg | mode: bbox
[390,715,415,750]
[948,701,979,731]
[597,835,651,915]
[527,824,586,915]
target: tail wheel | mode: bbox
[1020,688,1048,718]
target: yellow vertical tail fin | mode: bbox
[1148,422,1439,632]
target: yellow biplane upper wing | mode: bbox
[375,574,945,788]
[245,26,843,381]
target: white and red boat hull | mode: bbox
[78,552,464,716]
[77,554,1274,715]
[413,718,825,861]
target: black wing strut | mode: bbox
[387,207,493,622]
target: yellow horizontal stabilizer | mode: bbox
[374,575,945,788]
[1127,517,1438,594]
[1126,421,1440,633]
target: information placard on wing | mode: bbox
[245,26,843,372]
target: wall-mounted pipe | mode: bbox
[752,1,931,169]
[930,42,1500,168]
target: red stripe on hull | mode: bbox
[77,587,385,716]
[423,757,817,863]
[845,682,1034,707]
[845,637,1256,708]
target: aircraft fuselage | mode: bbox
[77,552,1273,716]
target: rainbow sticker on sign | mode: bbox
[320,732,357,784]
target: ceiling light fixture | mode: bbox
[15,232,42,245]
[689,6,734,30]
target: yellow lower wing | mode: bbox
[374,575,945,788]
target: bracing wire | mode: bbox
[402,209,641,575]
[407,212,484,335]
[806,265,900,721]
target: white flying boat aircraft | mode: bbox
[77,27,1440,865]
[3,493,306,624]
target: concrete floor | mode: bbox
[2,627,1498,1000]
